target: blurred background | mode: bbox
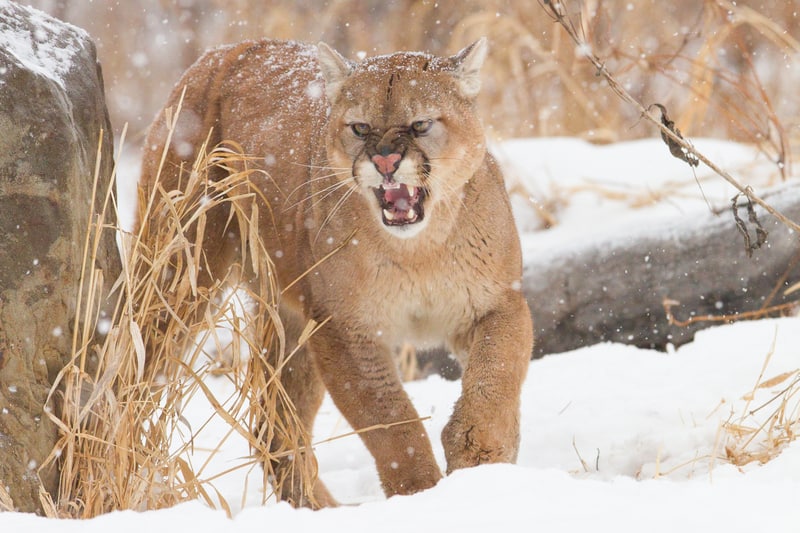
[25,0,800,168]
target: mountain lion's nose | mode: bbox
[371,153,401,177]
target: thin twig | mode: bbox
[663,298,798,328]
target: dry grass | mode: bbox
[538,1,800,234]
[0,484,13,512]
[40,117,317,517]
[31,1,800,153]
[635,333,799,480]
[30,0,800,234]
[717,336,800,468]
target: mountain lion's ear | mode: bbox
[451,38,488,99]
[317,42,353,102]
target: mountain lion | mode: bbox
[139,38,533,507]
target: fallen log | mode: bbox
[522,182,800,358]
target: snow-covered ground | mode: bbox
[3,138,799,531]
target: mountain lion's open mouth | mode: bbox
[373,182,427,226]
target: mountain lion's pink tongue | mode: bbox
[384,186,410,204]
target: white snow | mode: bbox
[0,1,87,88]
[497,137,784,258]
[2,137,799,530]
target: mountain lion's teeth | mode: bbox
[407,208,416,220]
[383,209,395,221]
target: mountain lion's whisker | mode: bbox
[285,170,351,203]
[314,183,358,242]
[285,177,354,211]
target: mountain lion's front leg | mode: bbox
[442,294,533,473]
[309,321,442,496]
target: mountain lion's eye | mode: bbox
[350,123,371,138]
[411,119,433,135]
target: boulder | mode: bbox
[0,2,120,513]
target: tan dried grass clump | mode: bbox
[718,339,800,468]
[41,120,316,517]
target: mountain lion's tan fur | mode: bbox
[140,39,533,507]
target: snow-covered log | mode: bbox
[523,182,800,357]
[0,3,120,513]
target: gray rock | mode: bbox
[0,1,120,514]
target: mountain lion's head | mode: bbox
[318,39,489,239]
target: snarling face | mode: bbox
[319,41,488,239]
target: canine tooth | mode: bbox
[383,209,395,221]
[407,208,416,220]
